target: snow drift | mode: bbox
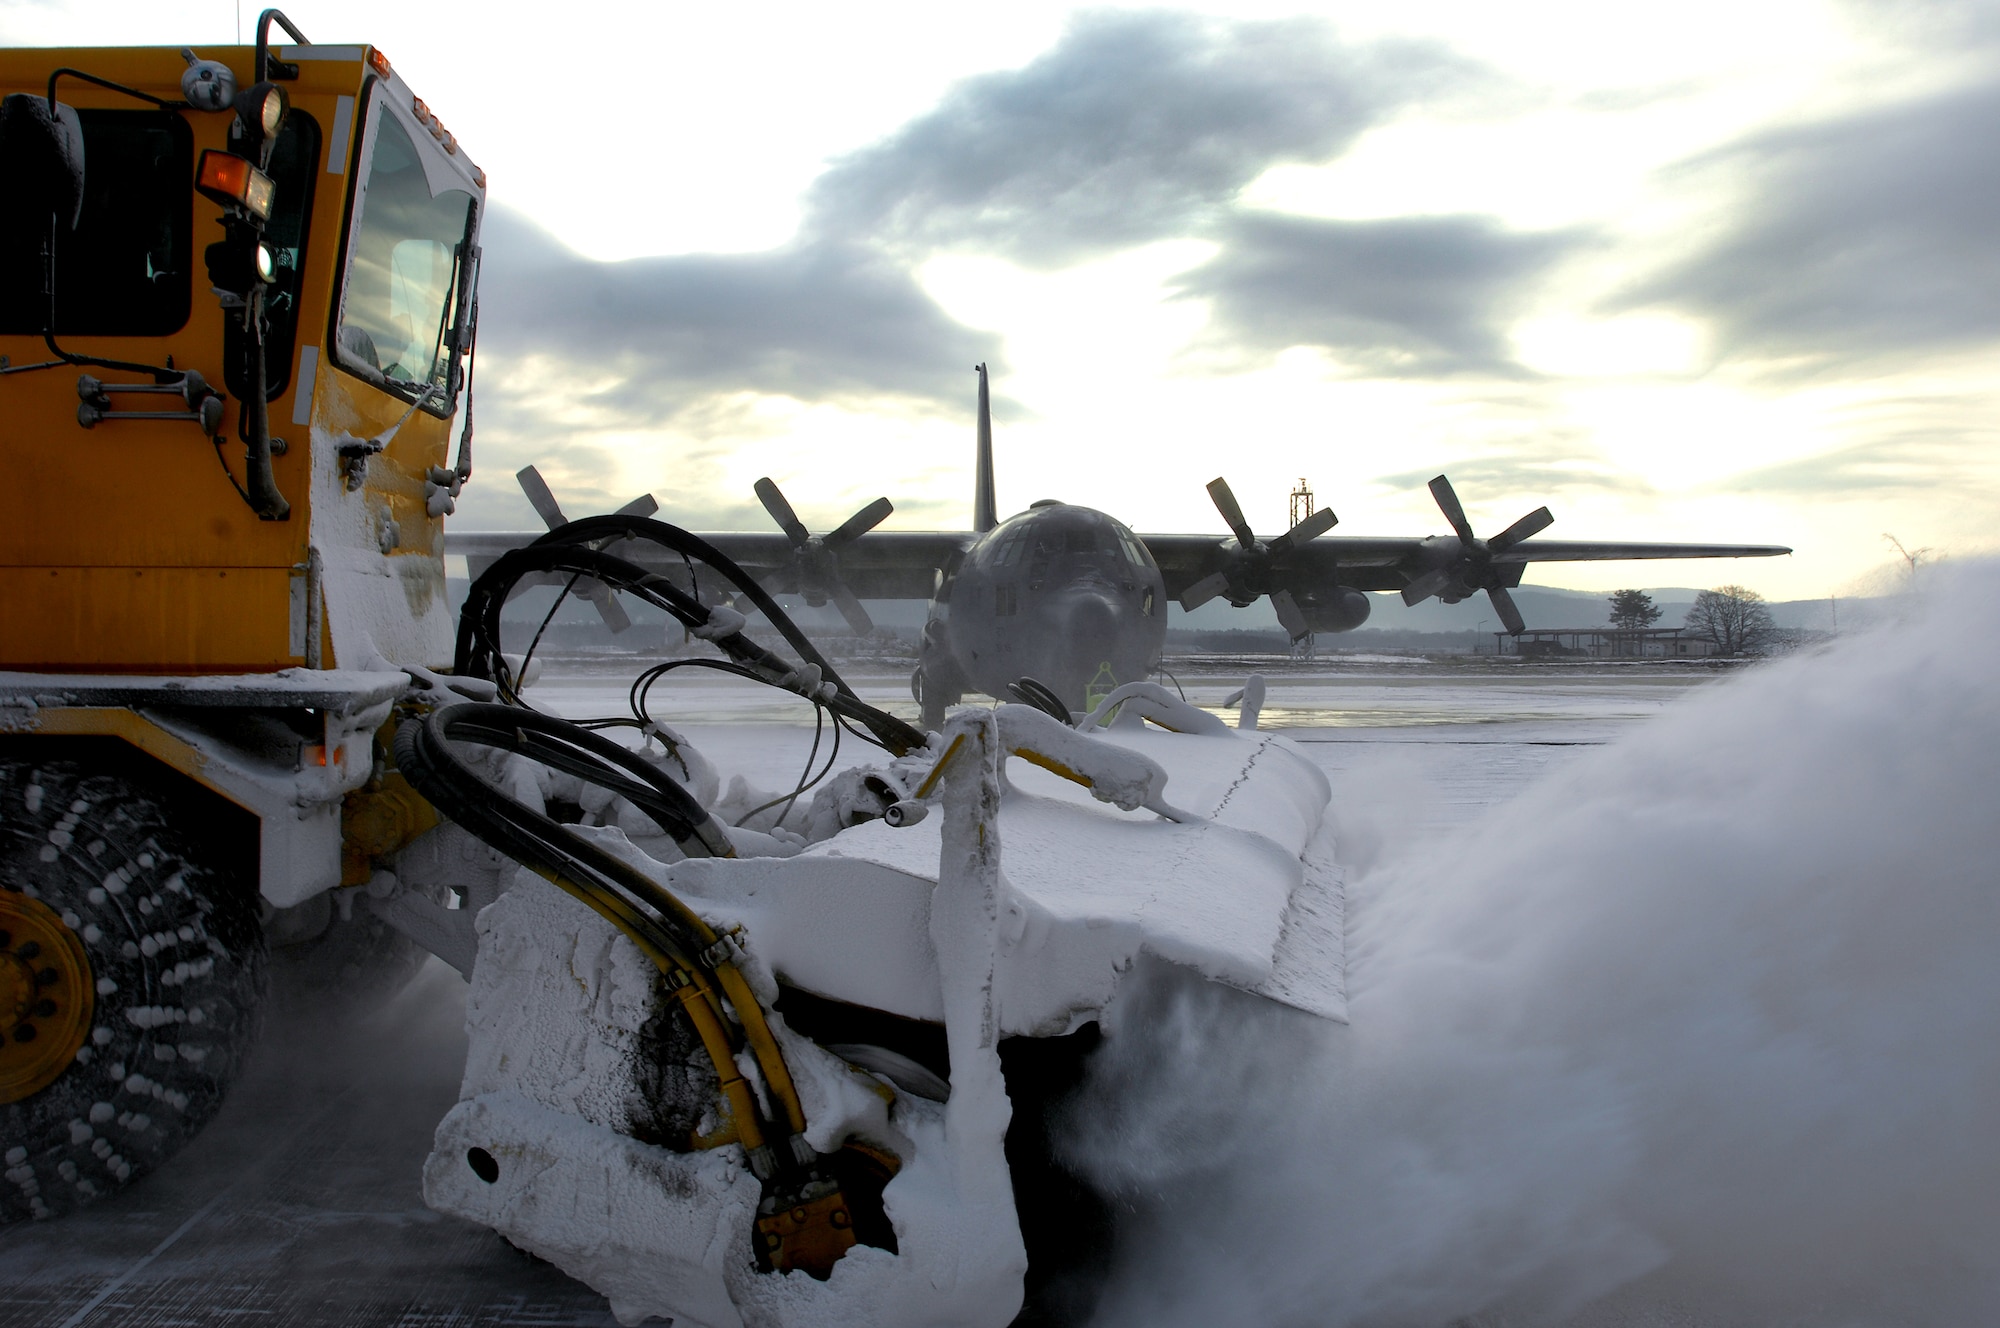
[1064,569,2000,1327]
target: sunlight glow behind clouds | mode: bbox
[1511,315,1709,379]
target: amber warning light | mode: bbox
[195,150,276,222]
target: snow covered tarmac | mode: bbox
[0,657,1796,1326]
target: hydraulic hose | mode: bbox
[530,515,928,753]
[393,705,811,1152]
[456,531,925,755]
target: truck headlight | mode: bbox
[235,81,288,144]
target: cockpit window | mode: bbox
[332,93,474,412]
[1116,527,1154,568]
[990,521,1032,566]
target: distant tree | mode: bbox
[1684,585,1776,656]
[1607,589,1662,630]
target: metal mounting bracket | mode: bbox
[76,371,225,432]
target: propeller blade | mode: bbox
[1400,564,1457,607]
[754,477,812,546]
[1489,505,1553,552]
[1428,475,1475,545]
[591,593,635,635]
[829,581,875,636]
[1206,477,1256,549]
[1487,584,1526,635]
[614,492,660,519]
[1180,571,1231,612]
[517,465,568,530]
[826,496,894,548]
[1270,589,1310,641]
[1267,505,1337,558]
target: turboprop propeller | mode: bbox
[1398,474,1554,635]
[753,477,893,636]
[516,465,660,634]
[1179,476,1338,641]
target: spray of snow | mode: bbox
[1064,568,2000,1327]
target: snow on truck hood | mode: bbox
[669,725,1347,1032]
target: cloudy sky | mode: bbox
[8,0,1996,601]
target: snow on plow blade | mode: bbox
[423,702,1343,1328]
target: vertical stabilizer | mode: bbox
[973,363,997,533]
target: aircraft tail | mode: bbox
[974,363,997,533]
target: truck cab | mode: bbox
[0,25,484,674]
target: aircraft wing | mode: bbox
[1485,540,1796,564]
[1135,533,1792,598]
[448,530,972,600]
[452,527,1789,606]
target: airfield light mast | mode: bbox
[1289,478,1316,661]
[1289,478,1314,530]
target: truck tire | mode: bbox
[0,755,265,1221]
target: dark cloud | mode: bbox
[809,10,1478,265]
[1621,78,2000,369]
[477,207,991,419]
[1175,212,1585,374]
[470,11,1521,436]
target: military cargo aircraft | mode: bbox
[453,367,1790,727]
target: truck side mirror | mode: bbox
[0,94,86,231]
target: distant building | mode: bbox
[1494,626,1722,658]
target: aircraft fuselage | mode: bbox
[918,501,1167,721]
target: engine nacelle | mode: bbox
[1297,586,1371,634]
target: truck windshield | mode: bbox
[332,101,472,409]
[0,108,192,336]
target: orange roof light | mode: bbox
[367,48,392,79]
[410,94,448,142]
[195,150,276,222]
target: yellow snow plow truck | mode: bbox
[0,15,1343,1326]
[0,10,489,1214]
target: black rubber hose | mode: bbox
[393,707,715,973]
[436,703,730,854]
[392,706,821,1190]
[532,515,858,699]
[457,529,927,755]
[456,546,810,714]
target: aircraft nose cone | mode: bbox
[1048,590,1129,710]
[1061,591,1121,655]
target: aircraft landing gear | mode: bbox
[913,625,968,733]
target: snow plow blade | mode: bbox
[422,701,1343,1328]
